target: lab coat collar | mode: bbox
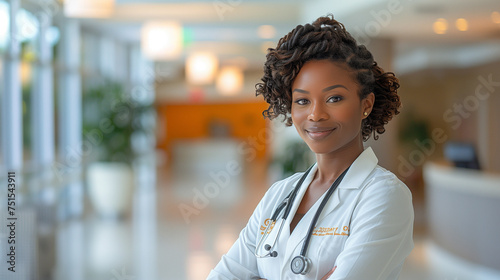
[314,146,378,224]
[281,147,378,272]
[338,146,378,189]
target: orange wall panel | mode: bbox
[157,102,270,159]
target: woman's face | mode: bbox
[291,59,373,155]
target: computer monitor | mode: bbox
[443,142,481,170]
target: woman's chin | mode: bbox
[306,146,332,155]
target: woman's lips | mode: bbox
[305,128,336,140]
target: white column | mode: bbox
[130,44,155,106]
[98,35,115,79]
[32,11,58,280]
[57,18,83,219]
[133,159,157,280]
[114,39,127,82]
[129,43,158,279]
[55,20,85,280]
[32,12,55,182]
[1,0,22,172]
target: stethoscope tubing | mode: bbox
[282,165,315,221]
[299,166,349,256]
[255,163,350,275]
[255,165,314,258]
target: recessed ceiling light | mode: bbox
[455,18,468,31]
[258,25,276,39]
[141,21,183,60]
[186,52,219,85]
[217,66,244,96]
[433,18,448,34]
[64,0,115,18]
[492,11,500,24]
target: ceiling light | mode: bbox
[455,18,468,31]
[433,18,448,34]
[141,21,183,60]
[258,25,276,39]
[186,52,219,85]
[64,0,115,18]
[216,66,244,96]
[492,11,500,24]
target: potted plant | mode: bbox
[397,110,430,190]
[273,140,315,179]
[82,81,147,218]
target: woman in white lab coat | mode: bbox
[208,14,413,280]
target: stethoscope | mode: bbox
[255,164,350,275]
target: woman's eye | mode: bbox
[327,96,342,103]
[294,99,309,105]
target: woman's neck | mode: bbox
[314,138,364,184]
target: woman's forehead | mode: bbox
[292,60,358,89]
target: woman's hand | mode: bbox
[320,266,337,280]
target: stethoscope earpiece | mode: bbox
[291,255,311,275]
[264,244,278,257]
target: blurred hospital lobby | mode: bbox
[0,0,500,279]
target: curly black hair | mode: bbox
[255,14,401,141]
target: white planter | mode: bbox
[86,162,134,218]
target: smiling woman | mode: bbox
[290,60,374,156]
[208,14,413,280]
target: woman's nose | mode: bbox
[308,103,329,122]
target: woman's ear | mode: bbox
[362,92,375,118]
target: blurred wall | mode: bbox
[399,60,500,173]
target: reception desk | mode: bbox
[171,139,245,208]
[423,162,500,275]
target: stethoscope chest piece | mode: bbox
[291,255,311,275]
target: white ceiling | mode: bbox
[77,0,500,73]
[104,0,500,40]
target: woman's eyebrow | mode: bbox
[292,88,309,94]
[292,84,348,94]
[322,84,348,92]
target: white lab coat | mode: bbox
[208,147,414,280]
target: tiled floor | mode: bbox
[51,153,497,280]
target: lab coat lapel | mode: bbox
[315,147,378,225]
